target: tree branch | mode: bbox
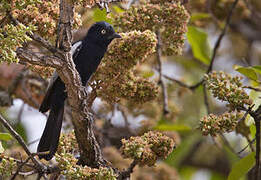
[119,160,138,180]
[12,0,110,169]
[16,47,63,68]
[243,86,261,92]
[206,0,239,73]
[29,33,63,55]
[0,114,43,172]
[237,138,256,154]
[248,105,261,180]
[53,0,108,167]
[156,30,169,115]
[11,156,31,180]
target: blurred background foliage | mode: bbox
[0,0,261,179]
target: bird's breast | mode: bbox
[74,45,106,85]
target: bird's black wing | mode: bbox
[39,41,83,113]
[39,72,59,113]
[37,103,64,160]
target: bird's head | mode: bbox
[86,21,121,47]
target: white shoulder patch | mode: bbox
[71,41,82,55]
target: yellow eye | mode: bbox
[101,29,106,34]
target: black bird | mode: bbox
[37,21,121,160]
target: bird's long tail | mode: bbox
[37,104,64,160]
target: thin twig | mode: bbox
[120,160,138,180]
[207,0,239,73]
[237,138,256,154]
[246,136,255,152]
[163,74,204,90]
[243,86,261,92]
[238,105,253,123]
[11,156,31,180]
[3,156,35,168]
[19,170,36,176]
[28,138,40,146]
[163,74,190,88]
[0,114,43,172]
[156,30,169,115]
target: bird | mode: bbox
[37,21,121,160]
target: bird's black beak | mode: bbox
[108,33,121,40]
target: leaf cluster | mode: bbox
[0,23,35,63]
[204,71,253,111]
[0,154,17,178]
[199,111,243,136]
[120,131,175,166]
[92,30,159,104]
[55,131,117,179]
[113,0,190,55]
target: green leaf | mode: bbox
[0,141,4,153]
[0,133,12,141]
[93,8,112,24]
[252,65,261,75]
[234,65,258,81]
[187,26,212,65]
[228,152,255,180]
[190,13,211,22]
[154,124,191,132]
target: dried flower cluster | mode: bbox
[204,71,253,110]
[0,23,35,63]
[0,154,17,178]
[199,111,242,136]
[114,0,190,55]
[9,0,82,39]
[0,0,82,63]
[92,30,158,104]
[55,131,117,179]
[120,131,175,166]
